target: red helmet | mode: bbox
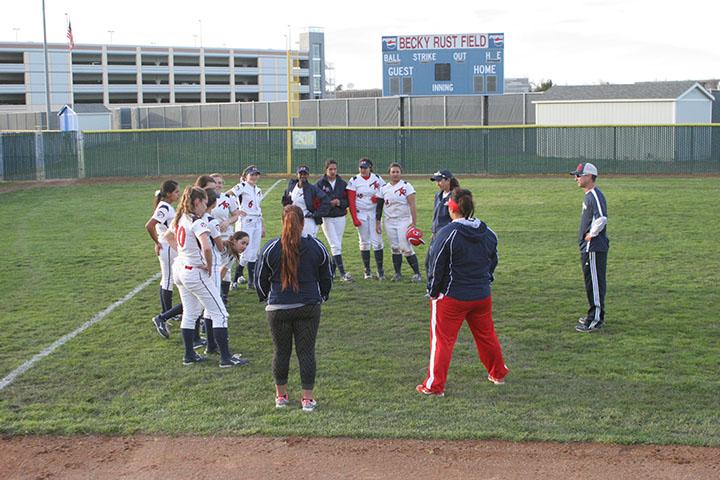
[406,226,425,246]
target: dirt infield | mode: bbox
[1,436,718,480]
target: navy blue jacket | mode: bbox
[315,175,349,218]
[427,218,498,301]
[281,179,331,225]
[431,190,452,234]
[255,235,333,305]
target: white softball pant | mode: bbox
[203,265,223,320]
[303,217,319,237]
[384,217,414,256]
[238,215,263,266]
[158,243,177,290]
[173,263,228,328]
[320,216,346,256]
[356,211,384,251]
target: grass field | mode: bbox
[0,176,718,446]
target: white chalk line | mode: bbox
[0,179,284,392]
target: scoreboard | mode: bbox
[381,33,504,96]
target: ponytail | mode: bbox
[173,186,207,229]
[450,188,475,219]
[153,180,178,209]
[280,205,304,292]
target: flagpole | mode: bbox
[65,14,74,107]
[41,0,53,129]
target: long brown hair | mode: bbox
[173,186,207,229]
[280,205,304,292]
[223,231,249,262]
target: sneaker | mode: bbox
[230,282,238,290]
[219,354,249,368]
[364,271,373,280]
[416,384,444,397]
[152,316,169,339]
[487,374,506,385]
[391,273,402,282]
[341,272,354,282]
[377,272,386,281]
[301,398,318,412]
[193,337,208,350]
[578,316,589,324]
[576,319,603,332]
[238,276,247,285]
[411,273,423,283]
[183,353,207,366]
[275,394,289,409]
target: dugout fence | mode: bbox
[1,125,719,181]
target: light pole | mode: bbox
[41,0,52,129]
[13,28,20,42]
[108,30,115,45]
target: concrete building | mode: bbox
[0,28,325,112]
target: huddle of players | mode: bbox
[147,159,426,365]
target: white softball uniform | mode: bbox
[201,214,224,319]
[173,214,228,329]
[212,193,239,241]
[347,173,385,251]
[320,216,346,256]
[231,181,264,265]
[290,183,319,237]
[377,180,416,255]
[151,201,177,290]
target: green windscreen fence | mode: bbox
[2,126,719,180]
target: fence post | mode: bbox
[34,132,46,181]
[0,133,4,181]
[77,131,86,179]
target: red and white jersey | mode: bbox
[347,173,385,214]
[175,214,210,267]
[377,180,416,220]
[151,201,176,245]
[211,193,239,239]
[231,181,263,216]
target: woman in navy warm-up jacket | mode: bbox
[418,188,509,397]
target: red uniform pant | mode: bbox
[421,294,508,393]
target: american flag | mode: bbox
[66,20,75,50]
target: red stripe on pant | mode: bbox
[422,294,508,394]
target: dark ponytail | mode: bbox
[153,180,179,209]
[451,188,474,219]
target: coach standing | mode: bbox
[571,162,609,333]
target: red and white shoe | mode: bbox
[416,384,445,397]
[487,374,506,385]
[275,394,289,409]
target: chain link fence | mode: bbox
[1,125,719,181]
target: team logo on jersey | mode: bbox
[370,180,380,190]
[395,186,407,196]
[157,211,165,218]
[219,200,230,210]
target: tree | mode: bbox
[532,79,553,92]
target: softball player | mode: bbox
[229,165,265,290]
[347,158,386,280]
[210,173,241,304]
[375,163,422,283]
[316,159,353,281]
[281,165,330,238]
[172,186,248,367]
[146,180,180,338]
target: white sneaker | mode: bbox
[230,282,238,290]
[341,273,354,282]
[238,276,247,285]
[411,274,422,283]
[363,271,372,280]
[301,398,318,412]
[275,394,289,408]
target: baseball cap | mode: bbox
[430,169,453,181]
[297,165,310,174]
[570,162,598,177]
[359,158,373,168]
[244,166,262,176]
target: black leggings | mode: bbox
[267,304,321,390]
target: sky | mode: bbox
[2,0,719,90]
